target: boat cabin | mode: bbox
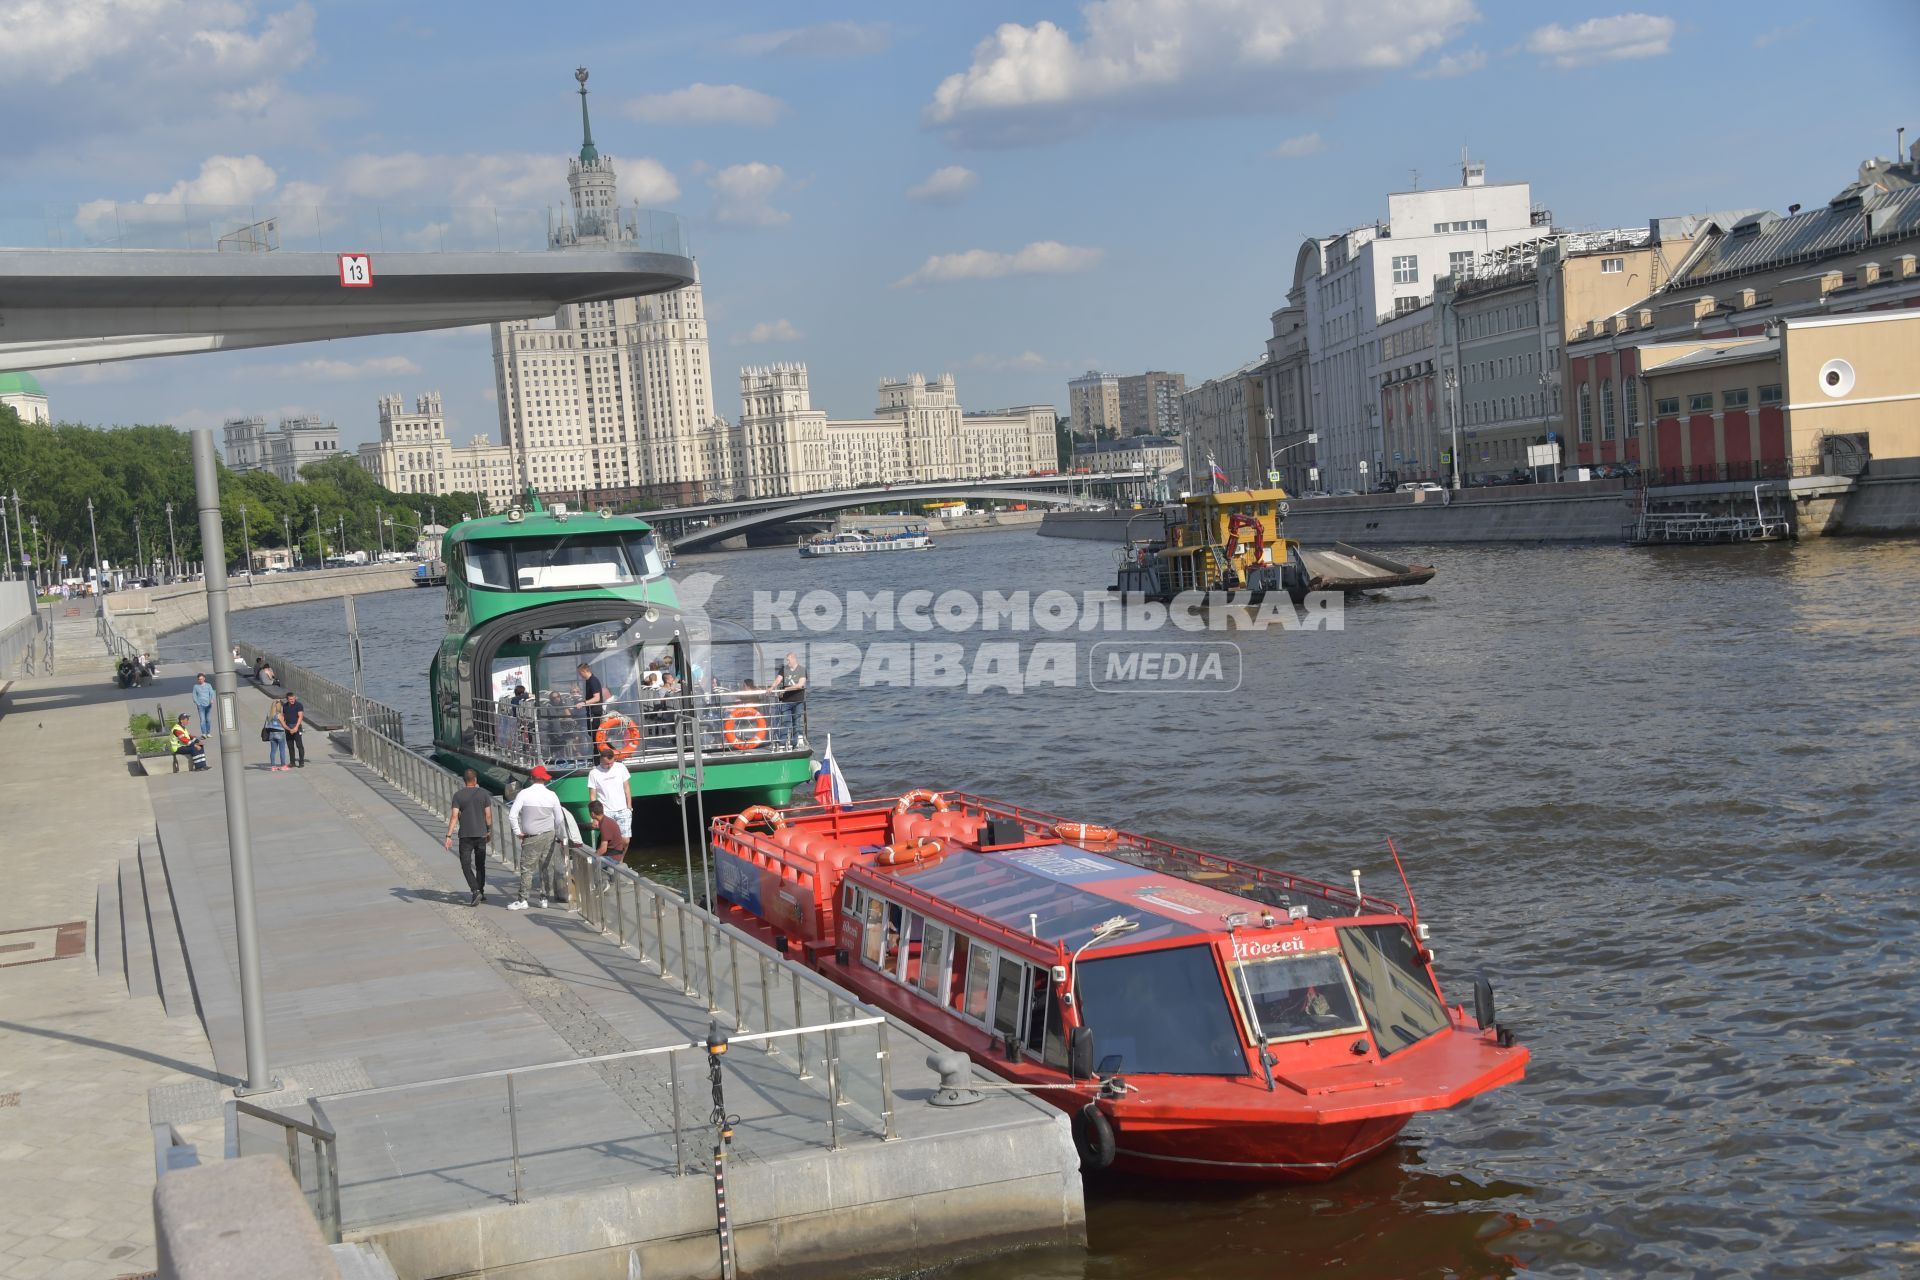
[1115,489,1307,600]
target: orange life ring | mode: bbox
[723,706,769,750]
[1054,821,1118,844]
[734,804,786,831]
[595,713,640,760]
[876,838,944,867]
[893,788,949,814]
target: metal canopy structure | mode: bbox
[0,243,697,369]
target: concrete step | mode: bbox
[94,875,125,981]
[118,855,159,1000]
[153,817,246,1078]
[139,837,199,1020]
[330,1242,400,1280]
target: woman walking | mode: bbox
[264,696,290,771]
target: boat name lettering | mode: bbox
[1231,937,1308,959]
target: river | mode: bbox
[172,530,1920,1278]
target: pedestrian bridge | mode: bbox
[643,475,1151,552]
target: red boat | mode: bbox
[709,789,1527,1182]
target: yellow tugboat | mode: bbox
[1111,488,1436,603]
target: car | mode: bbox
[1395,481,1445,493]
[1332,488,1359,497]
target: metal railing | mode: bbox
[151,1121,200,1179]
[236,641,406,741]
[226,1097,342,1243]
[1,201,688,258]
[464,690,807,773]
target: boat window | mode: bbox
[624,533,666,579]
[1022,967,1068,1069]
[991,955,1024,1040]
[1234,952,1367,1044]
[964,942,994,1022]
[514,536,644,591]
[917,922,949,998]
[1074,947,1248,1076]
[899,912,925,985]
[946,934,971,1009]
[880,902,906,974]
[1338,923,1449,1058]
[862,896,886,965]
[462,544,512,590]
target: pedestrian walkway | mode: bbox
[0,658,220,1280]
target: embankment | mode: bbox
[105,563,419,650]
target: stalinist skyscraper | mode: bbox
[491,68,727,504]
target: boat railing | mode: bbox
[463,690,807,773]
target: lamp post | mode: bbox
[165,501,178,582]
[1,494,12,581]
[281,514,292,569]
[240,503,253,585]
[375,505,383,559]
[1444,367,1461,491]
[1269,431,1319,493]
[27,515,38,592]
[10,487,23,581]
[86,497,101,595]
[135,515,144,577]
[311,503,321,566]
[336,515,346,564]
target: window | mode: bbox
[1759,383,1783,405]
[1688,392,1714,413]
[1393,297,1421,317]
[1601,380,1616,440]
[1624,379,1639,430]
[1655,395,1680,416]
[1473,218,1487,231]
[1074,948,1248,1076]
[1723,388,1751,409]
[1338,923,1449,1058]
[1601,257,1625,274]
[1392,255,1418,284]
[1578,384,1593,442]
[1449,250,1474,276]
[1233,952,1366,1044]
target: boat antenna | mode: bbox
[1349,868,1364,916]
[1385,836,1420,931]
[1066,916,1139,1006]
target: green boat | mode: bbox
[429,495,813,826]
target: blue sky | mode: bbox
[6,0,1917,451]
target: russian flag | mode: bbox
[1210,463,1229,487]
[812,734,852,806]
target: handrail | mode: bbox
[223,1097,341,1243]
[237,640,406,741]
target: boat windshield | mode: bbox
[1232,952,1367,1044]
[462,533,664,592]
[1073,947,1247,1076]
[1336,923,1450,1058]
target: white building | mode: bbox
[1293,158,1547,490]
[491,70,719,506]
[0,372,49,424]
[737,364,1056,497]
[356,392,518,511]
[222,414,341,482]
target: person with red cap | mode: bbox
[506,765,580,910]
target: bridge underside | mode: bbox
[666,487,1113,551]
[0,247,697,368]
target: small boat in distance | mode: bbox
[710,789,1527,1182]
[799,527,936,557]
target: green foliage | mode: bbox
[0,404,489,574]
[129,711,164,735]
[134,734,174,756]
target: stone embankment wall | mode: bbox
[1832,459,1920,534]
[105,563,419,650]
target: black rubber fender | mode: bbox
[1073,1103,1116,1172]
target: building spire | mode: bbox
[575,66,598,164]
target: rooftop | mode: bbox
[1679,187,1920,287]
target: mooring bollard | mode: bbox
[926,1052,985,1107]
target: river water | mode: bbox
[172,530,1920,1278]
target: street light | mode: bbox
[311,503,321,567]
[375,505,383,559]
[9,487,23,581]
[27,515,38,592]
[86,497,101,596]
[240,503,253,585]
[0,494,12,580]
[1443,367,1461,491]
[165,500,178,582]
[135,515,144,577]
[1268,428,1319,491]
[281,513,292,569]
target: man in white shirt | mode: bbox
[506,765,581,910]
[586,750,633,843]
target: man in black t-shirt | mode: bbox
[281,692,306,767]
[443,769,493,906]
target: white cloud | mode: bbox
[907,166,980,203]
[896,241,1103,287]
[625,84,787,127]
[147,154,280,205]
[1416,47,1488,78]
[1526,14,1674,68]
[709,163,791,228]
[928,0,1475,145]
[264,355,422,381]
[330,151,679,206]
[738,319,803,344]
[1752,20,1809,49]
[1267,132,1323,159]
[0,0,315,86]
[734,21,890,58]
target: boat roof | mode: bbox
[448,508,656,545]
[863,840,1301,948]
